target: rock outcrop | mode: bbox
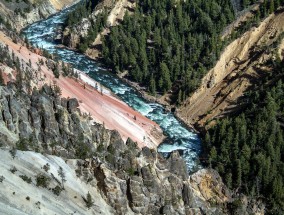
[0,0,79,31]
[0,149,114,215]
[0,80,237,214]
[0,82,96,157]
[65,142,233,215]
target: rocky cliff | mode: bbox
[0,68,236,214]
[0,0,79,31]
[0,147,235,215]
[0,1,268,214]
[0,66,263,214]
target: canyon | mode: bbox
[2,0,283,214]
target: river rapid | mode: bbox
[22,5,201,171]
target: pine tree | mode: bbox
[159,62,172,93]
[270,0,275,13]
[235,159,242,188]
[58,166,66,189]
[149,74,156,95]
[85,192,93,208]
[177,89,182,105]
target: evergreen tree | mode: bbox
[0,70,4,85]
[85,192,93,209]
[58,166,66,189]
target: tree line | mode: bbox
[203,47,284,215]
[100,0,235,103]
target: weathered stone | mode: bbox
[168,151,188,180]
[67,98,79,113]
[0,80,243,215]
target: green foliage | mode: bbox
[105,153,115,164]
[9,147,17,159]
[43,163,50,172]
[19,175,32,184]
[65,0,99,27]
[16,137,29,151]
[58,166,66,189]
[75,134,92,159]
[98,0,235,99]
[36,174,50,188]
[97,143,104,153]
[127,167,135,176]
[10,166,17,174]
[85,191,93,208]
[52,185,63,196]
[230,0,284,43]
[52,64,60,79]
[204,62,284,213]
[65,0,237,100]
[64,0,107,53]
[0,14,12,30]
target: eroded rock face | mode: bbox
[0,83,97,157]
[0,0,79,32]
[0,82,263,214]
[74,138,232,215]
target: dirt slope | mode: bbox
[49,0,78,10]
[178,10,284,129]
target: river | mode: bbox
[22,5,201,171]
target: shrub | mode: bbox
[36,174,50,188]
[127,168,135,176]
[43,163,50,172]
[9,148,16,159]
[10,166,17,174]
[85,192,93,208]
[20,175,32,184]
[52,185,63,196]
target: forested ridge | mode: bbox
[203,52,284,214]
[66,0,281,104]
[101,0,235,102]
[100,0,283,103]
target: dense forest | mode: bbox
[64,0,108,53]
[203,54,284,214]
[100,0,284,103]
[65,0,100,27]
[101,0,235,101]
[67,0,282,104]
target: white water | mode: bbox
[22,4,201,171]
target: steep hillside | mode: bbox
[0,149,113,215]
[177,5,284,214]
[178,9,284,130]
[62,0,135,56]
[0,147,237,215]
[0,26,237,214]
[0,0,79,31]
